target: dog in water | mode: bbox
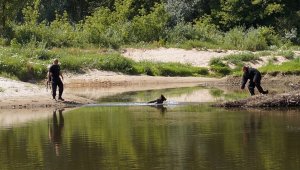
[148,94,167,104]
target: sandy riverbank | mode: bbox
[1,48,298,109]
[0,70,222,109]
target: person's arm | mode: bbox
[241,74,248,89]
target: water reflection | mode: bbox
[243,113,262,145]
[1,86,300,169]
[48,109,65,156]
[1,105,300,169]
[148,105,168,116]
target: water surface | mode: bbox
[0,87,300,170]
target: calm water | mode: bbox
[1,86,300,170]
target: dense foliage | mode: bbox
[0,0,300,80]
[0,0,299,50]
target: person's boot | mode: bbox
[58,97,64,101]
[257,85,268,94]
[58,96,65,101]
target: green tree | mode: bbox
[0,0,32,34]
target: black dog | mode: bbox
[148,94,167,104]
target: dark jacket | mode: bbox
[241,68,262,88]
[49,64,61,82]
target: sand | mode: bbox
[0,70,221,109]
[122,48,237,67]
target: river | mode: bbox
[0,86,300,169]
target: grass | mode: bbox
[0,46,209,81]
[276,50,295,59]
[254,50,272,57]
[259,57,300,75]
[1,43,300,81]
[223,52,260,65]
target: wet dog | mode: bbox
[148,94,167,104]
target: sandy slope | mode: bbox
[122,48,291,68]
[122,48,237,67]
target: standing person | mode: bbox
[241,66,268,96]
[48,58,64,101]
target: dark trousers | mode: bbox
[248,81,266,96]
[52,79,64,99]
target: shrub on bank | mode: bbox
[209,57,231,76]
[158,62,207,76]
[0,46,210,81]
[135,61,209,77]
[276,50,295,59]
[223,52,259,65]
[260,57,300,75]
[210,65,231,76]
[209,57,227,67]
[222,27,281,51]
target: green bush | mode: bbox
[223,27,245,49]
[129,3,169,42]
[0,52,47,81]
[166,22,195,43]
[193,16,223,43]
[158,63,191,76]
[276,50,295,59]
[223,52,259,65]
[209,57,227,67]
[135,61,160,76]
[135,61,208,76]
[210,65,231,76]
[97,54,137,74]
[198,68,209,75]
[243,27,268,51]
[222,26,282,51]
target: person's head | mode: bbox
[242,66,249,73]
[160,94,167,101]
[53,58,59,65]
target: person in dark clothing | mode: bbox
[241,66,268,96]
[148,94,167,104]
[48,59,64,101]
